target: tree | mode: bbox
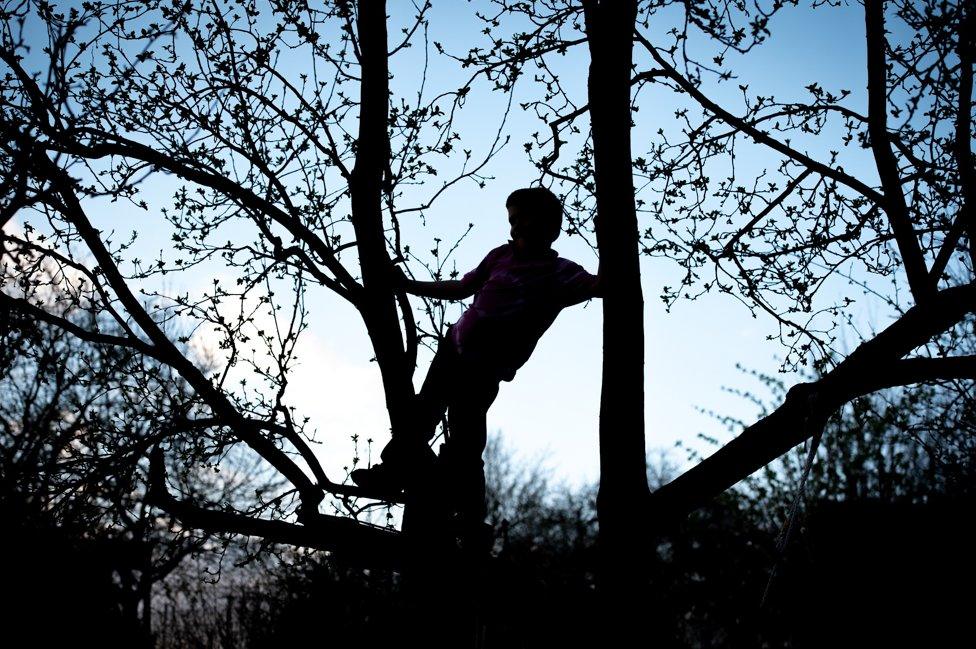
[1,0,508,643]
[0,283,279,643]
[456,0,973,638]
[3,0,974,644]
[0,0,494,539]
[630,0,974,519]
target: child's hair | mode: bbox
[506,187,563,244]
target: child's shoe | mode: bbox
[350,462,405,496]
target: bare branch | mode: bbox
[720,169,812,258]
[634,30,886,206]
[147,447,403,567]
[648,282,976,520]
[36,155,326,514]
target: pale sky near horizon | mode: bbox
[8,0,900,494]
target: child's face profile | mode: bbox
[508,206,550,252]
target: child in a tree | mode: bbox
[352,187,602,530]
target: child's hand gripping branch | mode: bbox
[352,187,602,532]
[390,264,478,302]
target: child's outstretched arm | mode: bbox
[561,265,605,306]
[392,266,477,301]
[590,269,606,299]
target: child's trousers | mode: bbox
[380,329,501,523]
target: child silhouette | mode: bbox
[352,187,603,531]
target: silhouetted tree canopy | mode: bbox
[2,0,974,644]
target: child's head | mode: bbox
[505,187,563,248]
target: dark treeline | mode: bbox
[0,310,273,648]
[149,376,975,649]
[6,318,970,648]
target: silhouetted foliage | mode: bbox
[0,306,276,643]
[151,379,975,648]
[3,1,975,645]
[1,494,148,648]
[678,360,976,646]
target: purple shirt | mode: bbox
[451,243,599,381]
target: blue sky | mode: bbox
[278,0,891,493]
[9,0,900,494]
[333,0,885,489]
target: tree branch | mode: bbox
[873,355,976,388]
[633,30,886,207]
[1,46,357,298]
[147,447,404,568]
[0,291,152,352]
[46,128,360,301]
[948,3,974,274]
[864,0,931,303]
[720,169,812,257]
[929,208,968,287]
[36,156,326,514]
[648,282,976,521]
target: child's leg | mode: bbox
[440,364,500,524]
[377,333,458,470]
[414,333,461,444]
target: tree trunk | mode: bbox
[351,0,415,435]
[582,0,653,641]
[352,4,479,646]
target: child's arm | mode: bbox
[589,272,605,299]
[404,278,476,300]
[393,266,478,301]
[562,264,604,305]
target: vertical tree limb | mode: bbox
[350,0,416,436]
[865,0,931,303]
[582,0,652,639]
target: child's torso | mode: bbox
[452,246,584,378]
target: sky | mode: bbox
[7,0,898,495]
[283,0,882,491]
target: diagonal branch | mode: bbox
[147,447,404,567]
[46,127,360,301]
[35,155,326,514]
[633,30,886,207]
[876,355,976,387]
[929,208,968,287]
[1,49,359,299]
[1,230,139,339]
[0,291,152,352]
[647,282,976,522]
[720,169,812,257]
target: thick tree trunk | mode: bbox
[351,0,415,435]
[352,5,479,646]
[582,0,653,640]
